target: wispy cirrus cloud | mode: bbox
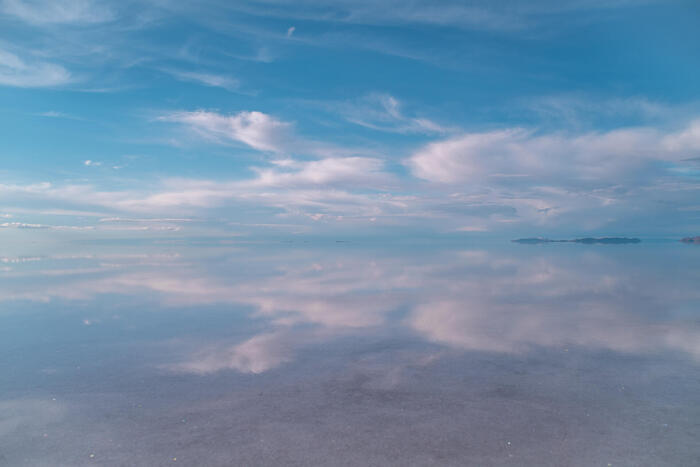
[35,110,76,118]
[110,178,401,221]
[334,93,449,135]
[0,151,401,223]
[220,0,664,33]
[248,157,392,188]
[1,0,114,25]
[158,109,378,158]
[0,47,72,87]
[161,69,240,92]
[516,94,675,128]
[0,221,94,230]
[0,221,50,229]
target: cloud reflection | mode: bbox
[169,331,299,375]
[3,244,699,373]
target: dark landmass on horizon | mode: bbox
[681,237,700,244]
[513,237,641,244]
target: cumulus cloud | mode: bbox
[401,121,700,228]
[0,48,72,87]
[2,117,699,231]
[407,120,700,185]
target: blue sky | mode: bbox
[1,0,699,238]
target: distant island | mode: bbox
[681,237,700,244]
[513,237,641,244]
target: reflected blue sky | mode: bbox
[1,237,699,465]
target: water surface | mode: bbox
[1,239,699,466]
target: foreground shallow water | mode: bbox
[1,238,699,466]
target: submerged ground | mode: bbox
[1,237,699,466]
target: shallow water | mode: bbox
[1,239,699,466]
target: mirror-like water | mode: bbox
[1,239,699,466]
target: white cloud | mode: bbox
[332,93,448,135]
[0,221,94,230]
[248,157,390,188]
[454,225,488,232]
[159,110,295,153]
[99,217,192,223]
[0,222,50,229]
[286,26,295,37]
[0,48,72,87]
[163,69,240,92]
[517,94,673,127]
[224,0,660,34]
[662,120,700,153]
[0,166,402,223]
[127,179,401,221]
[224,1,522,32]
[0,168,691,233]
[84,159,101,166]
[159,109,373,158]
[37,110,75,119]
[1,0,113,24]
[3,118,699,232]
[407,120,700,185]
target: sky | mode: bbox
[1,0,699,239]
